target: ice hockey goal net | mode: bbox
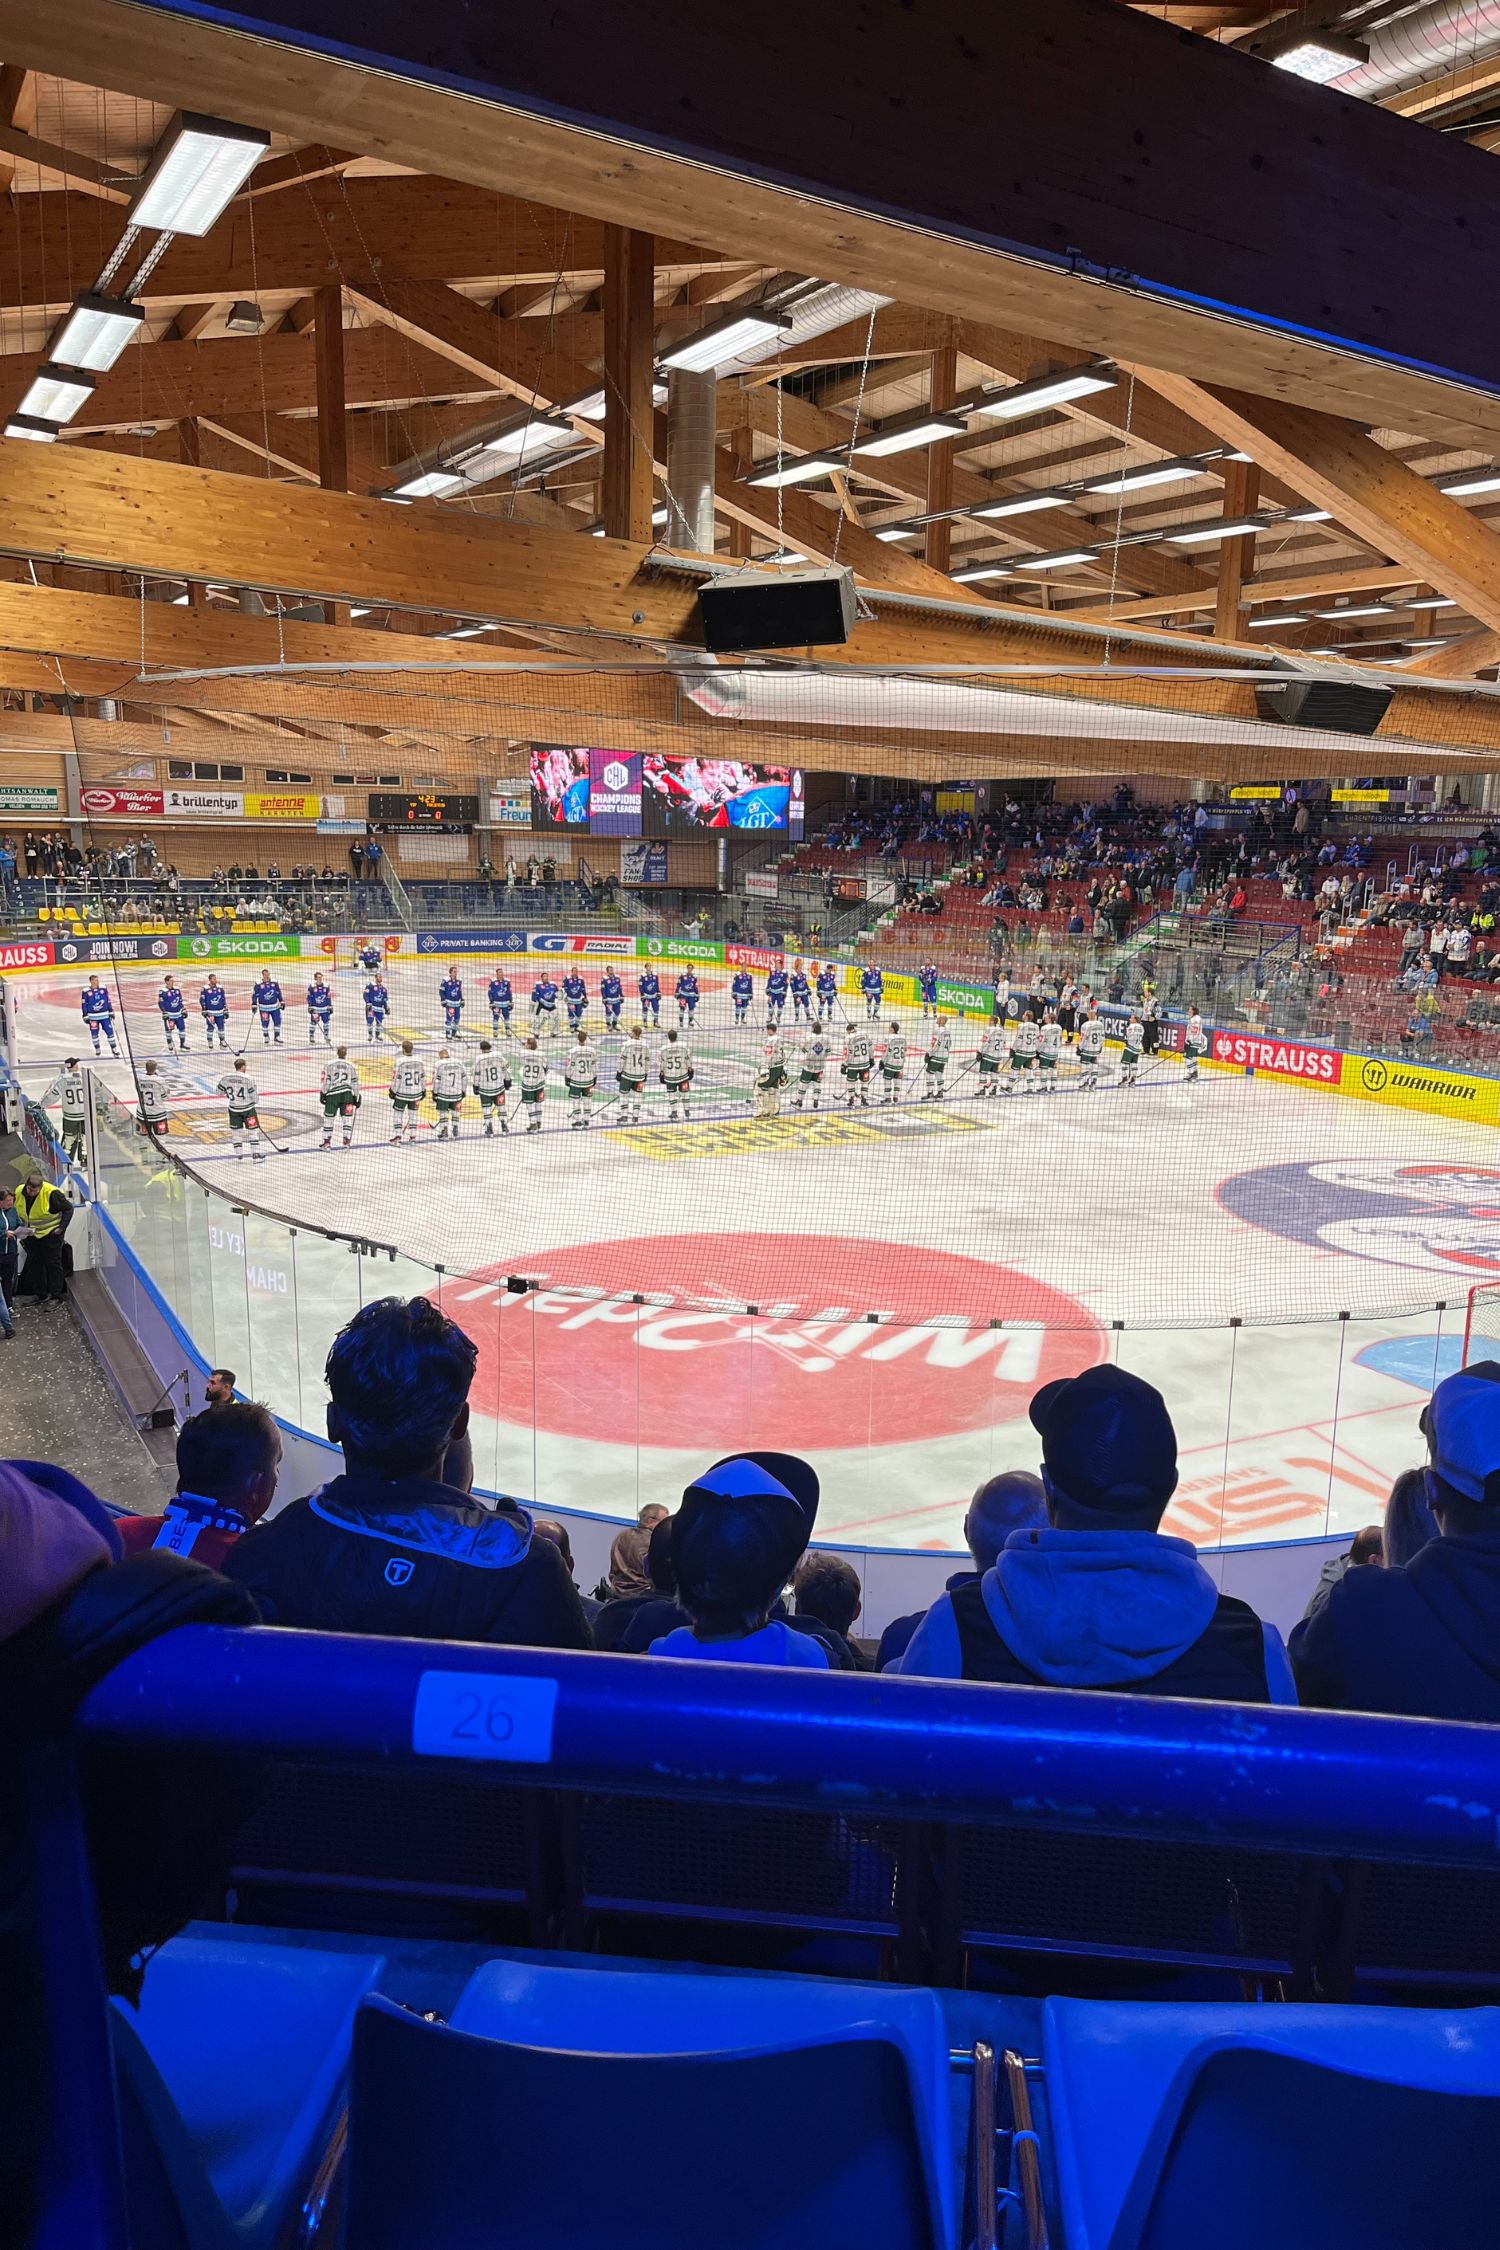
[1462,1283,1500,1366]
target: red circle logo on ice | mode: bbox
[460,1232,1102,1450]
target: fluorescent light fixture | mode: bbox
[1406,636,1456,648]
[659,308,789,375]
[1263,31,1368,84]
[130,111,270,236]
[952,565,1011,584]
[1442,472,1500,498]
[589,525,607,537]
[1313,604,1389,620]
[652,504,671,527]
[393,469,463,499]
[51,291,145,372]
[19,363,96,424]
[875,526,914,542]
[973,365,1115,419]
[170,591,191,606]
[850,410,966,459]
[1287,507,1332,523]
[1084,458,1208,496]
[565,388,606,420]
[1016,549,1095,570]
[745,452,843,489]
[1168,518,1264,545]
[760,548,805,565]
[481,416,574,457]
[350,606,375,617]
[972,490,1068,520]
[1405,595,1458,610]
[1223,451,1254,464]
[1248,612,1309,628]
[3,413,58,443]
[442,622,498,639]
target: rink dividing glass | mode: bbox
[84,1093,1453,1556]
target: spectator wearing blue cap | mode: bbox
[1292,1361,1500,1721]
[649,1453,829,1668]
[898,1366,1295,1703]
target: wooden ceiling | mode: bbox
[0,3,1499,783]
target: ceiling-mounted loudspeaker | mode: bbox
[697,565,856,652]
[1256,677,1394,736]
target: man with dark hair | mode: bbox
[649,1454,826,1668]
[115,1402,282,1567]
[222,1296,592,1650]
[532,1516,600,1625]
[204,1368,237,1407]
[1292,1364,1500,1721]
[899,1367,1294,1702]
[878,1470,1046,1670]
[791,1551,869,1670]
[1299,1524,1384,1625]
[15,1172,69,1304]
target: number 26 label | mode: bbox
[411,1672,558,1764]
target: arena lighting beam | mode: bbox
[76,1626,1500,1866]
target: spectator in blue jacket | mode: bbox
[877,1470,1046,1670]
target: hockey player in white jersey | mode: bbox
[1183,1009,1208,1083]
[138,1058,171,1140]
[1008,1012,1040,1091]
[658,1029,693,1122]
[615,1025,649,1124]
[388,1041,427,1144]
[878,1019,907,1105]
[517,1037,548,1132]
[754,1026,788,1118]
[1076,1012,1106,1089]
[319,1046,362,1148]
[431,1048,469,1141]
[1035,1012,1063,1092]
[217,1057,266,1159]
[43,1060,87,1166]
[974,1018,1008,1096]
[471,1041,510,1135]
[840,1021,874,1107]
[564,1031,599,1128]
[921,1017,952,1100]
[789,1020,829,1112]
[1121,1012,1145,1087]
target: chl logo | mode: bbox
[460,1231,1101,1452]
[602,759,630,792]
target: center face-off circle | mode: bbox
[461,1231,1103,1452]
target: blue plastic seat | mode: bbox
[110,1932,386,2249]
[1042,1998,1500,2250]
[347,1987,951,2249]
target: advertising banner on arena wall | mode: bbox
[1210,1030,1343,1086]
[634,936,725,964]
[742,869,779,899]
[0,938,53,970]
[587,750,642,837]
[725,943,787,974]
[934,979,993,1018]
[53,933,172,964]
[415,930,528,953]
[0,784,61,813]
[176,934,304,961]
[1339,1053,1500,1125]
[79,786,165,819]
[163,788,245,818]
[245,792,322,821]
[621,841,668,885]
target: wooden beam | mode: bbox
[1213,458,1259,640]
[195,415,320,482]
[1127,371,1500,635]
[600,227,654,542]
[925,336,957,575]
[0,119,129,199]
[10,0,1500,443]
[314,286,348,493]
[345,278,598,458]
[1404,630,1500,680]
[247,142,360,197]
[1068,560,1429,624]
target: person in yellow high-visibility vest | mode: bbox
[15,1171,69,1303]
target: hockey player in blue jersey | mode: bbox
[363,975,390,1041]
[600,968,624,1029]
[252,974,285,1044]
[157,974,188,1054]
[765,964,788,1027]
[638,967,662,1025]
[439,968,464,1036]
[675,968,699,1026]
[357,940,382,974]
[816,962,839,1019]
[918,962,939,1018]
[306,972,335,1044]
[80,975,120,1057]
[861,963,884,1019]
[730,968,753,1024]
[789,960,812,1023]
[562,970,588,1029]
[199,974,229,1048]
[488,973,513,1032]
[531,973,559,1033]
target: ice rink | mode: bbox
[12,953,1496,1551]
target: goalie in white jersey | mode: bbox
[388,1041,427,1144]
[1076,1012,1106,1089]
[216,1057,266,1159]
[431,1049,469,1141]
[658,1029,693,1122]
[517,1037,548,1132]
[471,1041,511,1135]
[615,1025,649,1124]
[878,1019,907,1105]
[921,1017,952,1100]
[319,1045,361,1148]
[564,1031,599,1128]
[754,1026,789,1118]
[1183,1009,1208,1083]
[840,1022,874,1107]
[789,1020,829,1112]
[975,1018,1008,1096]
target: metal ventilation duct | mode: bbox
[1330,2,1500,100]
